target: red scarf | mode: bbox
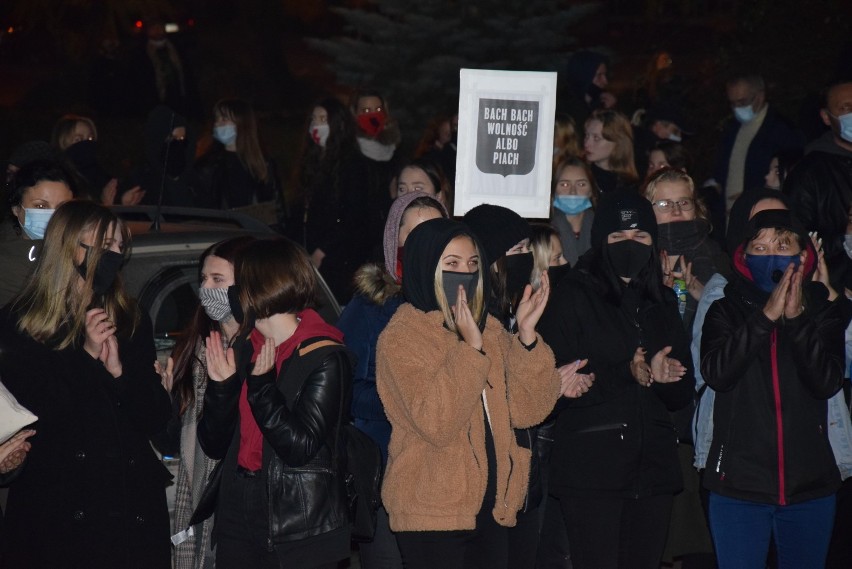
[237,309,344,470]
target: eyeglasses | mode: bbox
[651,198,694,212]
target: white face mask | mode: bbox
[844,234,852,260]
[668,133,682,142]
[21,208,55,240]
[310,124,330,147]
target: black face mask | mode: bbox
[586,83,603,107]
[442,270,478,307]
[77,244,124,295]
[504,252,534,298]
[607,240,652,280]
[161,138,187,177]
[227,285,244,325]
[547,263,571,287]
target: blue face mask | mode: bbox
[734,105,756,124]
[213,124,237,146]
[553,195,592,215]
[21,208,55,240]
[831,112,852,143]
[744,254,800,293]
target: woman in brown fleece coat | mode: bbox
[376,218,565,569]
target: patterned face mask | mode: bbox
[198,286,232,322]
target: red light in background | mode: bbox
[187,19,195,27]
[135,20,143,29]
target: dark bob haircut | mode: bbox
[238,238,317,319]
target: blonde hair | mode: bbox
[14,200,137,349]
[51,114,98,151]
[643,167,708,222]
[529,223,560,290]
[432,235,485,337]
[587,109,638,182]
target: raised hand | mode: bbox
[206,331,236,382]
[251,337,276,376]
[649,346,687,384]
[451,283,483,351]
[516,270,550,345]
[558,358,595,398]
[0,429,35,474]
[154,357,175,392]
[630,347,652,387]
[84,308,116,360]
[99,334,123,378]
[120,185,146,206]
[762,262,795,322]
[783,261,805,319]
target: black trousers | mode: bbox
[396,500,539,569]
[560,493,673,569]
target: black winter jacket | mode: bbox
[783,139,852,292]
[700,274,847,505]
[199,335,353,548]
[0,307,172,569]
[538,268,695,499]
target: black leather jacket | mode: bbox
[199,336,353,546]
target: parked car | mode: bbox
[115,206,341,360]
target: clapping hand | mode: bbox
[451,283,483,351]
[251,337,275,376]
[558,358,595,398]
[762,261,805,321]
[154,357,174,392]
[206,330,236,382]
[516,271,550,346]
[649,346,687,383]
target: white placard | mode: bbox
[454,69,557,219]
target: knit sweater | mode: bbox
[376,304,560,532]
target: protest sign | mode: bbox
[454,69,556,218]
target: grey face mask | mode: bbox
[442,270,479,307]
[198,286,232,322]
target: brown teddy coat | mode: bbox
[376,303,560,532]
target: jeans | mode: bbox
[708,492,836,569]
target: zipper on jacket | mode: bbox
[715,443,725,479]
[770,330,787,505]
[575,422,628,437]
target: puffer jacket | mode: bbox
[700,273,848,505]
[199,336,353,545]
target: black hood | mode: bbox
[402,218,490,326]
[725,189,790,254]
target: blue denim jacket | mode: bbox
[691,274,852,480]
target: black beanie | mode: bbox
[591,190,658,248]
[463,204,531,267]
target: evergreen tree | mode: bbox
[309,0,601,146]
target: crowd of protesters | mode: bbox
[0,39,850,569]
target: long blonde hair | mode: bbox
[432,234,485,337]
[14,200,137,349]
